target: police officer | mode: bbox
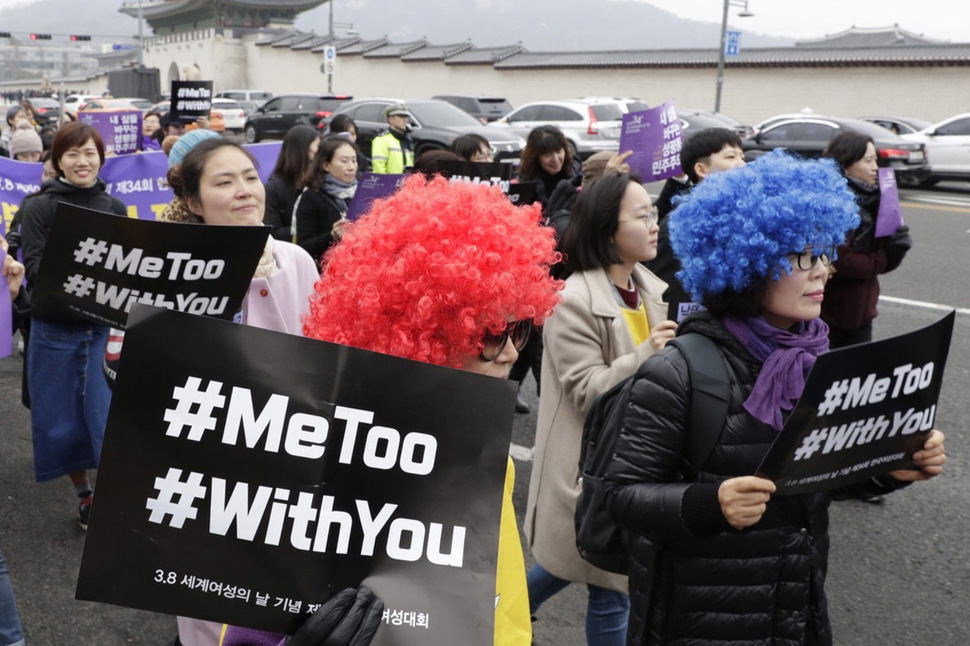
[371,103,414,174]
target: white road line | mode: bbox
[879,295,970,316]
[509,443,534,462]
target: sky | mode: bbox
[640,0,966,43]
[0,0,964,44]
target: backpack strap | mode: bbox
[667,333,731,480]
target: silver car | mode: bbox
[900,112,970,185]
[487,99,625,157]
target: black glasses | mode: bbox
[480,319,533,361]
[788,246,836,271]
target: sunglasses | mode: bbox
[480,319,533,361]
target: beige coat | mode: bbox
[525,265,668,591]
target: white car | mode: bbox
[212,98,246,133]
[901,112,970,185]
[64,94,100,115]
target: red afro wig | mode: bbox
[303,174,563,367]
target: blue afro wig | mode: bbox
[669,149,860,302]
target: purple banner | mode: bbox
[78,110,143,155]
[619,101,684,182]
[875,167,903,238]
[0,248,12,359]
[345,173,405,222]
[0,142,282,226]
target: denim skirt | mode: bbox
[26,318,111,482]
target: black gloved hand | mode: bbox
[286,587,384,646]
[890,224,912,252]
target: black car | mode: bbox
[679,109,752,138]
[243,94,352,142]
[742,115,929,184]
[28,98,62,127]
[325,98,525,161]
[431,94,513,123]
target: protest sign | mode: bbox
[30,202,269,328]
[757,311,954,495]
[345,172,405,221]
[77,109,143,155]
[0,142,282,226]
[171,81,214,124]
[76,305,513,645]
[0,248,11,358]
[435,159,541,205]
[619,100,684,182]
[875,167,903,238]
[666,299,705,324]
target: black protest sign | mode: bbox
[506,181,537,206]
[666,299,705,323]
[171,81,214,124]
[76,305,514,645]
[435,159,513,184]
[30,202,268,328]
[757,312,954,495]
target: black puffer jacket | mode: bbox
[604,312,904,645]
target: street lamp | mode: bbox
[714,0,754,114]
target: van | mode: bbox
[215,90,273,105]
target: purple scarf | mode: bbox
[722,315,829,430]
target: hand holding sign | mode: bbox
[887,429,946,482]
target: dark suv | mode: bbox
[325,98,525,162]
[243,94,352,142]
[432,94,513,123]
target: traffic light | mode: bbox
[71,35,92,41]
[29,33,52,40]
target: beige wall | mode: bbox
[138,31,970,125]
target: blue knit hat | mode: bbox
[669,149,860,302]
[167,129,222,168]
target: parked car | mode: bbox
[431,94,513,123]
[115,97,153,114]
[859,116,933,137]
[80,98,144,112]
[26,98,62,127]
[678,109,752,138]
[64,94,100,115]
[326,98,525,162]
[900,113,970,184]
[577,96,650,114]
[215,90,273,105]
[243,93,353,142]
[236,99,262,118]
[487,98,625,158]
[742,115,929,184]
[212,98,246,133]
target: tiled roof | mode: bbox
[307,35,362,53]
[492,44,970,70]
[444,44,525,65]
[363,39,430,58]
[795,25,946,48]
[337,37,391,55]
[401,41,472,62]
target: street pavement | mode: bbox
[4,184,970,644]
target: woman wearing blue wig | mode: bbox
[602,151,946,645]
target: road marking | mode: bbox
[900,199,970,213]
[510,443,534,462]
[879,295,970,315]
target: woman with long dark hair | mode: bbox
[294,136,359,265]
[526,172,676,645]
[263,125,320,241]
[821,131,911,348]
[517,125,581,209]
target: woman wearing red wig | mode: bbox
[306,174,562,644]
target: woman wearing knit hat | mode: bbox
[9,125,43,163]
[602,150,946,645]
